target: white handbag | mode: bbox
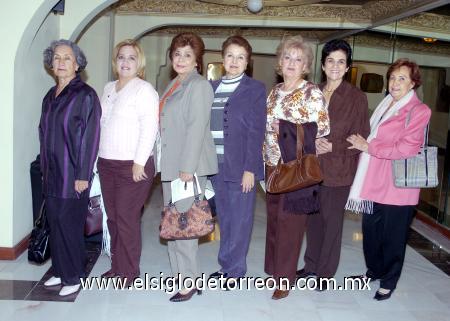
[392,106,438,188]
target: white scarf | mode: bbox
[345,90,414,214]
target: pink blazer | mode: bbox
[360,92,431,206]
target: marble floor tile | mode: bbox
[0,280,37,300]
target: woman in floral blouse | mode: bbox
[263,35,330,300]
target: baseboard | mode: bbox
[0,234,30,260]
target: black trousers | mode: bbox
[46,196,88,285]
[362,202,415,290]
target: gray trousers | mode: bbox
[162,176,207,284]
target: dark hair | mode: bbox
[43,39,87,73]
[387,58,422,89]
[221,35,252,60]
[321,39,352,67]
[169,33,205,74]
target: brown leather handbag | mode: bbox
[160,178,215,240]
[266,123,322,194]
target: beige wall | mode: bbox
[0,0,58,247]
[0,0,114,249]
[12,11,60,245]
[78,15,114,94]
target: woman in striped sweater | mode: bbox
[209,36,267,287]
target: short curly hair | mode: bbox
[43,39,87,73]
[387,58,422,89]
[275,35,314,76]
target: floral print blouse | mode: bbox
[263,80,330,166]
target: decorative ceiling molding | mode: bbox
[115,0,450,42]
[198,0,331,7]
[350,33,450,55]
[115,0,371,21]
[400,12,450,32]
[150,26,333,39]
[145,25,450,55]
[362,0,421,21]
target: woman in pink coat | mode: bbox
[346,58,431,301]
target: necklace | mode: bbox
[323,86,335,93]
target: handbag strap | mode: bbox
[404,104,429,147]
[34,200,47,228]
[295,123,305,159]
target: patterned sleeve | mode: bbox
[307,85,329,137]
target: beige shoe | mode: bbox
[44,276,61,287]
[59,284,80,296]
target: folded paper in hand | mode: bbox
[171,174,202,203]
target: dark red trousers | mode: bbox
[264,192,307,284]
[97,157,154,279]
[304,185,350,277]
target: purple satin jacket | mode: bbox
[39,75,101,199]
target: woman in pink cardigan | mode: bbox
[98,39,159,285]
[346,58,431,301]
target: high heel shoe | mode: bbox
[101,269,117,278]
[169,289,202,302]
[271,289,289,300]
[374,288,393,301]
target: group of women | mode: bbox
[39,32,431,302]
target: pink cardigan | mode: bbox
[360,93,431,206]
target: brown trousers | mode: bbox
[98,157,154,279]
[303,185,350,277]
[264,192,307,283]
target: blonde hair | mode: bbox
[112,39,146,79]
[275,35,314,76]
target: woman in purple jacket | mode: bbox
[40,39,101,296]
[209,36,267,287]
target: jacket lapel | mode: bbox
[162,69,198,98]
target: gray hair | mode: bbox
[43,39,87,72]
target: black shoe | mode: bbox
[169,289,202,302]
[209,271,228,279]
[315,277,331,291]
[374,288,393,301]
[347,274,377,282]
[296,268,316,279]
[223,278,240,291]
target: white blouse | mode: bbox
[99,77,159,166]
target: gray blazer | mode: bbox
[160,70,218,181]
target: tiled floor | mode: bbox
[1,183,450,321]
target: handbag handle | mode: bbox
[34,201,48,228]
[404,104,429,147]
[295,123,305,160]
[168,175,201,206]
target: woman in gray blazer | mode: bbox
[159,32,218,302]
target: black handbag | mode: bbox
[85,195,103,236]
[28,201,51,264]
